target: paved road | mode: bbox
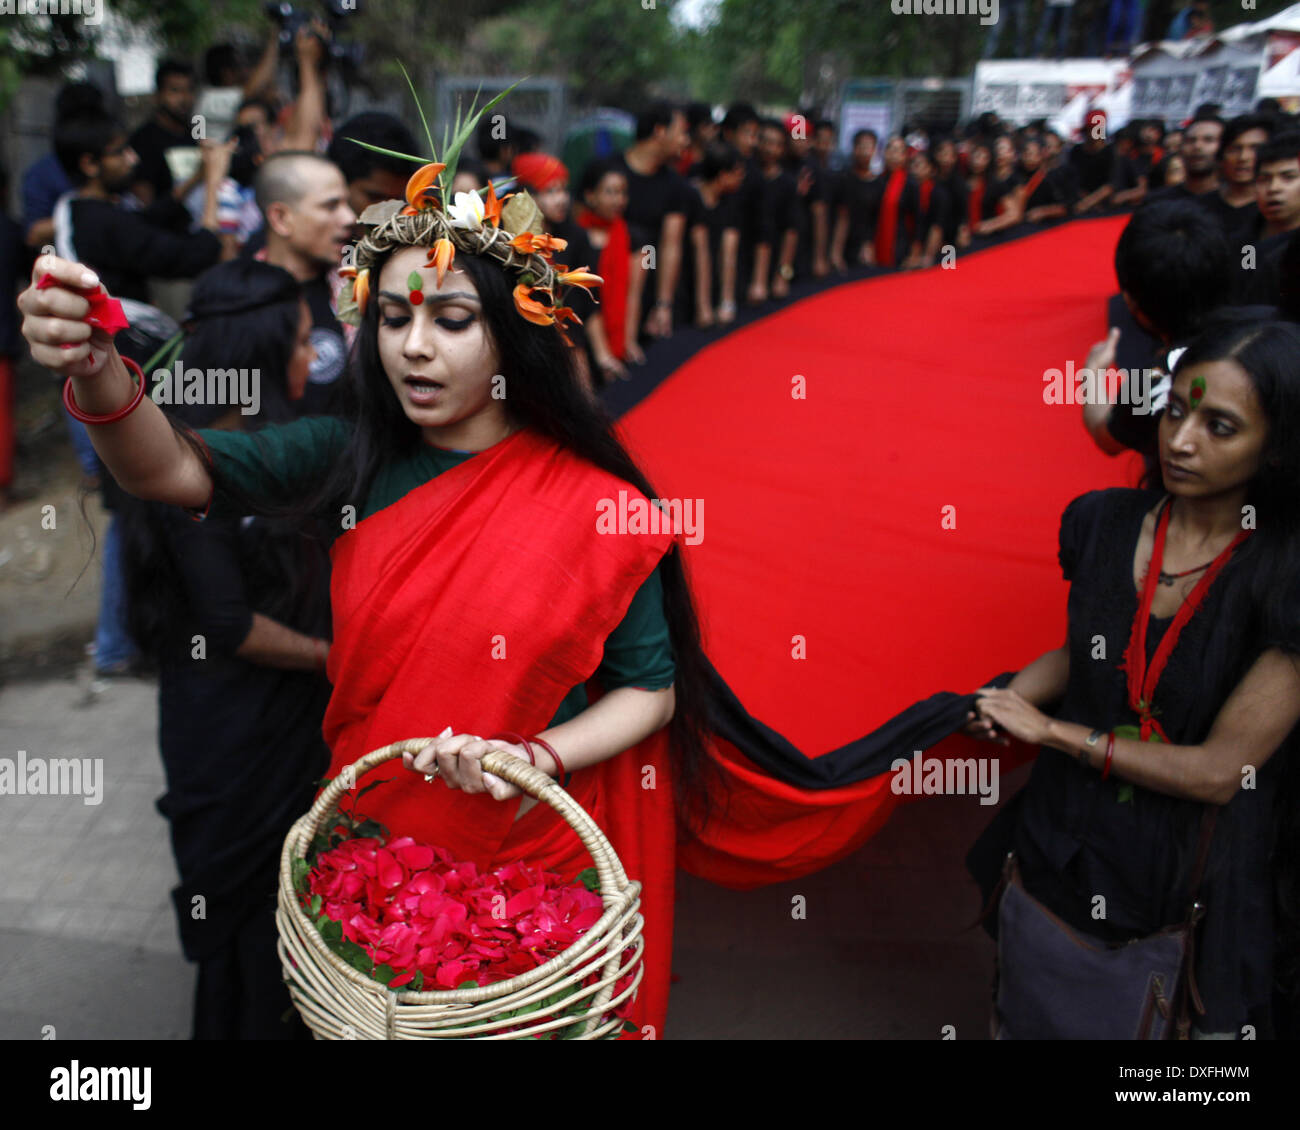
[0,670,1014,1040]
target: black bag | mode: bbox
[992,808,1217,1040]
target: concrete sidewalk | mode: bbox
[0,671,1011,1040]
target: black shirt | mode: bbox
[1022,164,1075,212]
[1068,143,1115,195]
[753,165,799,246]
[298,273,347,416]
[1231,223,1296,306]
[613,152,693,251]
[129,118,196,201]
[67,195,221,303]
[682,183,741,310]
[835,167,879,257]
[1205,192,1262,246]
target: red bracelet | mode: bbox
[530,735,566,782]
[1101,731,1115,780]
[487,731,535,767]
[63,356,148,425]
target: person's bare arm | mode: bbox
[235,612,330,671]
[1079,327,1128,455]
[921,222,944,265]
[1051,649,1300,804]
[830,204,849,270]
[403,686,675,808]
[811,199,830,275]
[748,241,771,300]
[690,224,713,326]
[281,23,328,152]
[965,642,1069,743]
[17,255,213,508]
[777,227,798,275]
[625,254,646,353]
[719,227,739,311]
[1075,183,1113,213]
[244,27,282,102]
[644,211,685,336]
[25,218,55,249]
[1026,203,1068,222]
[975,193,1023,235]
[977,646,1300,805]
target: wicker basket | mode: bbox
[276,738,644,1039]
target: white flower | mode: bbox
[447,190,485,230]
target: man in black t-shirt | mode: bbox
[1233,133,1300,306]
[1208,114,1271,248]
[830,129,879,270]
[748,118,801,301]
[720,104,763,297]
[53,112,226,304]
[128,60,202,213]
[1069,111,1116,215]
[614,102,692,340]
[253,152,357,415]
[1144,115,1224,208]
[683,143,745,326]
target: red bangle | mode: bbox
[530,735,566,781]
[1101,731,1115,780]
[63,356,147,425]
[487,731,535,767]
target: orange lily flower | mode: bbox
[513,284,555,326]
[339,267,357,279]
[555,265,602,289]
[507,232,569,256]
[553,305,583,327]
[354,268,370,313]
[483,180,503,227]
[404,162,447,209]
[426,238,456,286]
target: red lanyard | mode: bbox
[1122,496,1252,741]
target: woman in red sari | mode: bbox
[17,170,714,1037]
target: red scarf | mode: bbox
[321,428,677,1034]
[1021,166,1046,208]
[874,168,907,268]
[968,177,985,229]
[918,177,934,218]
[1120,496,1252,742]
[577,208,631,359]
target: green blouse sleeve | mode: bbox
[191,416,349,520]
[595,561,676,691]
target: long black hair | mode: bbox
[187,247,718,831]
[1140,318,1300,1010]
[125,260,327,655]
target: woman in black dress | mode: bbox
[121,259,332,1039]
[967,318,1300,1038]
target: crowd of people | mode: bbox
[6,32,1300,1042]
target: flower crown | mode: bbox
[338,72,600,344]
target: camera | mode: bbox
[263,0,365,71]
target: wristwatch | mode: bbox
[779,264,794,281]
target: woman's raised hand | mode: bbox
[17,255,114,380]
[402,730,531,802]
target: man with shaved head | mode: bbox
[249,151,356,413]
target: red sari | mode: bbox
[320,427,677,1035]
